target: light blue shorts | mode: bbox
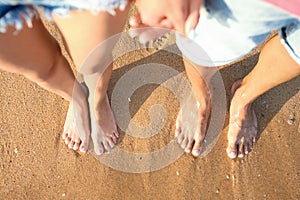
[0,0,128,33]
[176,0,300,66]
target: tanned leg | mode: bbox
[0,16,90,152]
[175,56,217,156]
[227,35,300,158]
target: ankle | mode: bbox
[72,81,88,106]
[95,94,108,110]
[193,85,212,106]
[230,92,253,120]
[232,83,252,105]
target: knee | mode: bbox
[28,53,67,82]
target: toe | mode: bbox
[66,131,73,144]
[73,142,80,151]
[226,139,238,159]
[177,132,184,144]
[72,134,81,144]
[111,135,118,144]
[65,136,71,145]
[226,146,237,159]
[253,137,256,143]
[248,139,253,151]
[192,144,202,157]
[94,142,104,155]
[180,138,188,150]
[62,130,69,140]
[68,141,75,149]
[74,137,81,144]
[79,137,89,153]
[192,149,201,157]
[192,133,204,157]
[113,130,120,138]
[175,126,181,138]
[103,140,112,152]
[107,138,115,149]
[185,139,194,153]
[227,128,238,159]
[238,144,244,158]
[192,143,202,157]
[244,144,249,155]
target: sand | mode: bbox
[0,14,299,200]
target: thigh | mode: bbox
[53,6,130,70]
[0,14,62,77]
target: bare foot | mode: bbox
[227,80,258,159]
[89,94,119,155]
[62,82,90,153]
[175,89,212,157]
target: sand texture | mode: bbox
[0,15,299,200]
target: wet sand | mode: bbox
[0,15,299,200]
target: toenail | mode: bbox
[80,149,87,153]
[229,152,236,158]
[96,149,103,155]
[184,149,191,153]
[192,150,201,157]
[227,150,237,159]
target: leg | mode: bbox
[227,35,300,158]
[175,56,217,156]
[53,6,130,155]
[0,16,90,152]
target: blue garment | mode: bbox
[176,0,300,66]
[0,0,127,33]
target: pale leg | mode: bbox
[54,6,130,154]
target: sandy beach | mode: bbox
[0,14,299,200]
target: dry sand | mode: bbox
[0,15,299,200]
